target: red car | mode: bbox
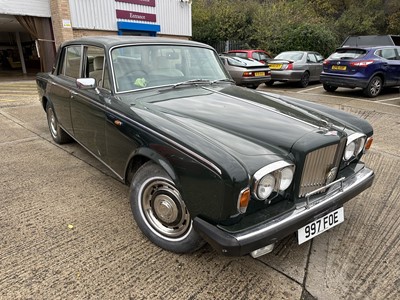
[227,49,273,65]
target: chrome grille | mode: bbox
[299,141,345,197]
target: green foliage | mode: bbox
[192,0,400,56]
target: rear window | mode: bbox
[329,49,367,60]
[228,52,248,59]
[275,52,304,61]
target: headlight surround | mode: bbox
[253,161,295,201]
[343,133,367,162]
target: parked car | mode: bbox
[267,51,324,87]
[320,46,400,97]
[36,36,374,258]
[226,49,273,64]
[219,55,271,88]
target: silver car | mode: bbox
[268,51,324,87]
[219,55,271,89]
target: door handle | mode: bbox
[106,113,123,127]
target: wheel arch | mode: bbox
[41,96,49,112]
[370,71,385,85]
[124,147,178,186]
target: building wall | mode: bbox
[50,0,74,49]
[0,0,50,17]
[69,0,192,37]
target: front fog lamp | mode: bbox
[257,174,275,200]
[278,167,294,190]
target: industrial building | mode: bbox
[0,0,192,76]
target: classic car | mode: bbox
[226,49,273,65]
[219,55,271,89]
[36,36,375,258]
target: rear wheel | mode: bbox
[363,76,382,97]
[323,83,338,92]
[46,101,72,144]
[129,161,204,253]
[299,72,310,88]
[265,80,274,86]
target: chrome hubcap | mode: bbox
[140,178,190,239]
[48,108,58,138]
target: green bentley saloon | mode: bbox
[36,36,374,258]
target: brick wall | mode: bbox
[72,30,117,39]
[50,0,74,49]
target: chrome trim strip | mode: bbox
[236,167,373,242]
[346,132,366,146]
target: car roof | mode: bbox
[228,49,265,53]
[336,45,400,51]
[61,36,213,50]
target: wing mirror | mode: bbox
[76,78,96,89]
[76,78,100,95]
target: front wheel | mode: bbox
[129,161,204,253]
[363,76,382,97]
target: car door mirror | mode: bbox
[76,78,96,89]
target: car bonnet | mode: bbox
[128,85,346,157]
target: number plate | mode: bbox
[255,72,265,76]
[331,65,347,71]
[269,64,282,70]
[298,207,344,244]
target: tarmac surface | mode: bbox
[0,79,399,299]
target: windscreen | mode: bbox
[111,45,229,92]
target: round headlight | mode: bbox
[257,174,275,199]
[355,137,366,156]
[279,167,294,190]
[344,141,356,160]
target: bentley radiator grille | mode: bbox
[299,140,346,198]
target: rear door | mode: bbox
[48,45,83,135]
[375,47,400,85]
[306,53,319,80]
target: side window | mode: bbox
[62,46,82,79]
[86,46,105,87]
[380,48,397,60]
[307,53,317,63]
[252,52,260,60]
[315,53,324,62]
[259,52,270,61]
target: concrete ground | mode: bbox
[0,80,399,299]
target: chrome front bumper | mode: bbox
[193,165,374,256]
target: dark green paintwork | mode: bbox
[36,36,373,228]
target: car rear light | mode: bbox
[285,63,293,70]
[350,60,374,67]
[243,71,253,77]
[323,59,330,65]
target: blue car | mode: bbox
[320,46,400,97]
